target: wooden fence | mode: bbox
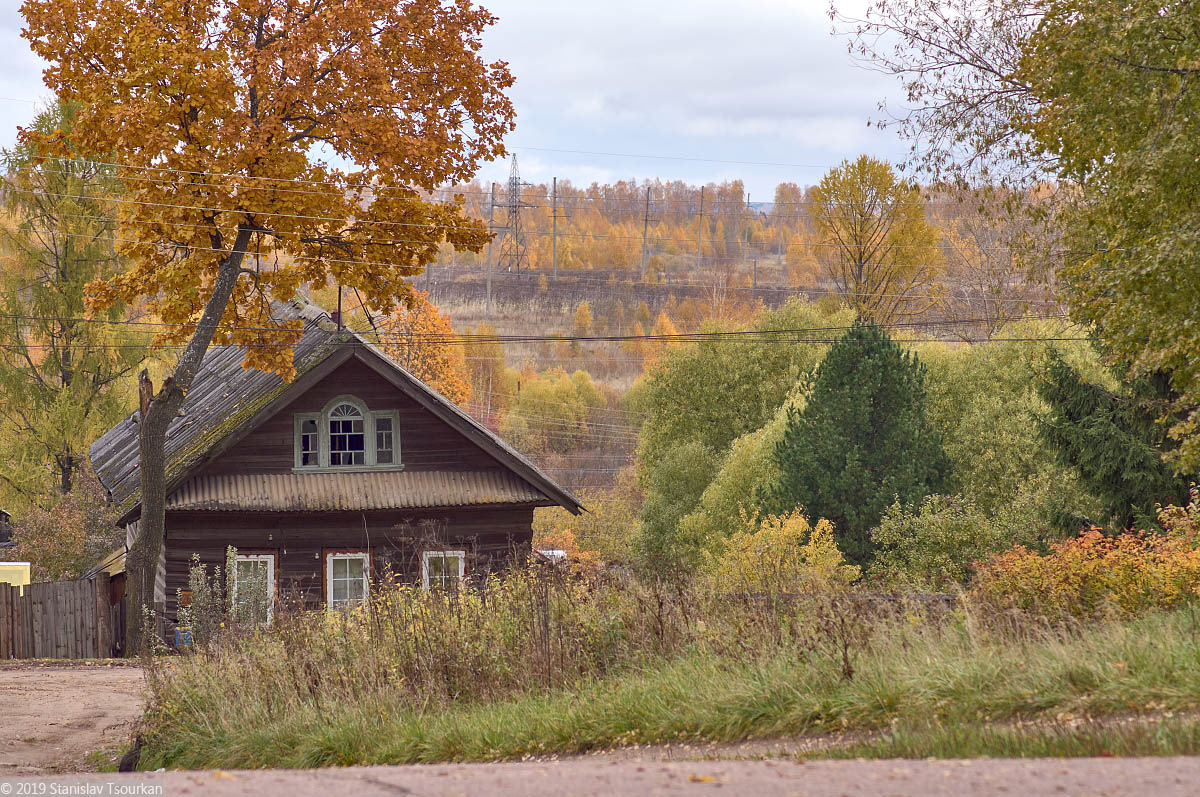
[0,574,122,659]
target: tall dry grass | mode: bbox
[139,561,1200,769]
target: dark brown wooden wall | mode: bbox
[201,358,503,476]
[163,506,535,620]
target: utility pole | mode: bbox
[485,182,495,319]
[740,192,749,274]
[640,185,650,281]
[695,185,704,277]
[551,176,558,282]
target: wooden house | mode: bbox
[88,299,583,623]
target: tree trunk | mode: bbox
[125,227,254,654]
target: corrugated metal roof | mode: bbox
[88,298,583,520]
[89,300,339,513]
[166,471,549,512]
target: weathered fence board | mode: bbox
[0,584,12,659]
[0,575,120,659]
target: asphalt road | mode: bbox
[6,756,1200,796]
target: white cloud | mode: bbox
[0,0,909,195]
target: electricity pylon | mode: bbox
[497,156,532,275]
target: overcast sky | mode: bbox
[0,0,907,198]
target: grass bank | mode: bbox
[139,605,1200,769]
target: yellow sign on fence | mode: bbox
[0,562,30,588]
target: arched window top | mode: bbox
[295,395,400,470]
[327,397,366,466]
[322,395,368,417]
[330,402,362,419]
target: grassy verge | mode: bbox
[824,715,1200,758]
[139,607,1200,769]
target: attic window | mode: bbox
[294,395,401,470]
[329,403,365,466]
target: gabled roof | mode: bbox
[89,299,583,522]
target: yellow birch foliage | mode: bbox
[21,0,515,378]
[705,508,860,594]
[810,156,942,323]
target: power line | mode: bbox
[2,213,1065,301]
[0,309,1074,340]
[25,155,1043,211]
[12,189,1037,254]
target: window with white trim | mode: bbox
[421,550,466,591]
[293,395,400,470]
[375,415,394,465]
[232,553,275,624]
[329,402,365,465]
[298,417,319,466]
[326,552,370,608]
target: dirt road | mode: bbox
[0,662,143,775]
[7,756,1200,795]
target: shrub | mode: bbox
[871,495,1022,590]
[704,508,860,594]
[973,514,1200,618]
[8,467,123,581]
[533,469,640,567]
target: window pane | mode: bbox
[330,406,366,465]
[234,557,272,624]
[376,416,393,464]
[329,555,367,606]
[426,553,463,590]
[299,417,319,466]
[331,403,361,418]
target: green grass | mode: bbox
[823,715,1200,758]
[138,607,1200,769]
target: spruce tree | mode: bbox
[767,321,949,565]
[1036,351,1190,531]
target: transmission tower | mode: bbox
[496,155,533,275]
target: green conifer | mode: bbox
[766,321,949,565]
[1036,351,1190,531]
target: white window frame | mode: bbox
[294,413,321,469]
[373,411,399,466]
[327,399,368,467]
[421,550,466,591]
[293,395,401,471]
[231,553,276,624]
[325,551,371,609]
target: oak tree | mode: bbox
[22,0,515,646]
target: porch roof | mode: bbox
[165,470,551,512]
